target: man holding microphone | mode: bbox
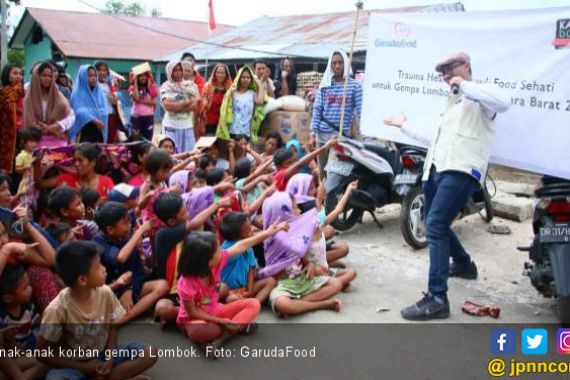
[386,52,510,320]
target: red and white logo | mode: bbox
[394,22,411,38]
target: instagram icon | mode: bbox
[557,329,570,354]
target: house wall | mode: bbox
[23,33,52,77]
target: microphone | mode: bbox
[451,84,459,95]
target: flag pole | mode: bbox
[1,0,8,69]
[338,1,363,139]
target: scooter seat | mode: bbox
[363,143,400,171]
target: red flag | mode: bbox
[208,0,216,32]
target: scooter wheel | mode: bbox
[400,186,428,249]
[325,183,363,231]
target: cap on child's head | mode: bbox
[107,184,140,203]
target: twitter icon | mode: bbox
[522,329,548,355]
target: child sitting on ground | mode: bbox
[262,192,344,318]
[0,263,48,380]
[138,150,176,220]
[107,183,142,227]
[177,220,288,358]
[202,141,234,174]
[93,202,169,325]
[287,173,355,268]
[36,241,157,379]
[288,175,358,289]
[194,168,207,188]
[153,193,231,325]
[273,138,336,191]
[4,206,61,312]
[80,187,101,221]
[219,212,277,304]
[47,186,98,241]
[0,173,22,209]
[234,156,273,205]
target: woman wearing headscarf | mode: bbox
[216,66,266,144]
[23,62,74,149]
[196,63,232,137]
[274,57,297,98]
[0,64,25,173]
[69,65,108,143]
[285,139,314,175]
[129,68,158,141]
[160,60,198,153]
[94,60,122,143]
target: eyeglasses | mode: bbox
[439,60,466,76]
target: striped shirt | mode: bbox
[310,79,363,139]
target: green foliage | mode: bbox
[103,0,161,17]
[7,48,24,67]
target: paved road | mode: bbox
[119,205,558,378]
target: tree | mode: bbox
[8,48,24,67]
[103,0,161,17]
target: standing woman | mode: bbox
[23,62,74,149]
[129,69,158,141]
[69,65,108,143]
[0,64,25,173]
[160,60,197,153]
[274,57,297,98]
[198,63,232,137]
[94,60,122,143]
[216,66,266,143]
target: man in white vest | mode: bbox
[387,52,510,320]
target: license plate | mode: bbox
[540,225,570,243]
[394,173,418,186]
[325,161,353,176]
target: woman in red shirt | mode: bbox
[197,63,232,138]
[37,143,114,201]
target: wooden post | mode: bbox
[338,1,364,139]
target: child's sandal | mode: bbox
[243,322,258,335]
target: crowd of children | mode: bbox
[0,61,360,378]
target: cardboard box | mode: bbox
[132,62,152,76]
[261,110,312,148]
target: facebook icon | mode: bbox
[491,329,516,355]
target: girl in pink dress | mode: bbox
[176,221,288,358]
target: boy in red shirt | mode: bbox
[273,138,336,191]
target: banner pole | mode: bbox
[338,1,364,139]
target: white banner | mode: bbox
[361,7,570,179]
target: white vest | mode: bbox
[422,92,495,185]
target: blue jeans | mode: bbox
[423,167,479,296]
